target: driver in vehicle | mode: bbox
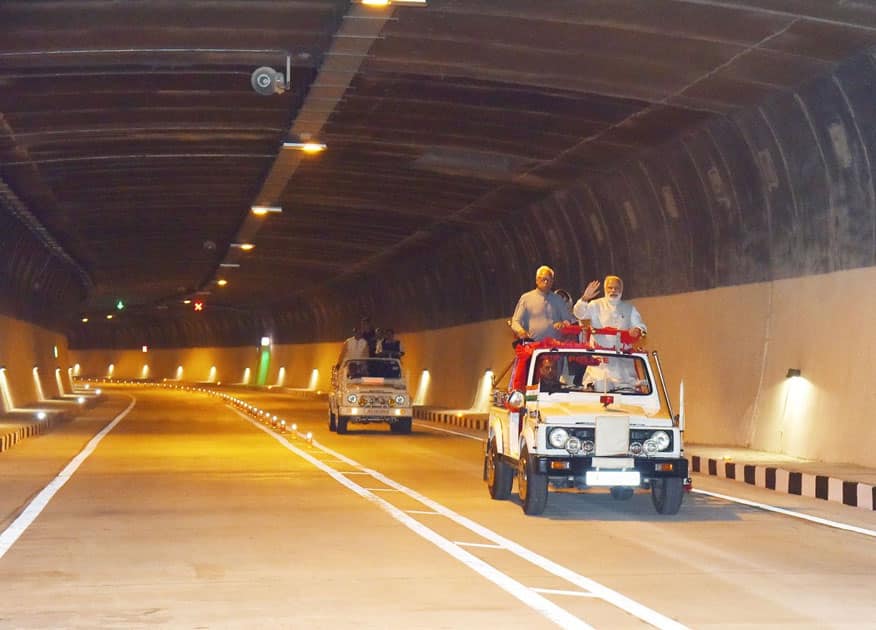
[536,356,563,393]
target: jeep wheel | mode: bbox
[336,415,349,435]
[485,439,512,500]
[517,447,548,515]
[390,417,412,434]
[328,409,337,432]
[651,477,683,515]
[610,486,634,501]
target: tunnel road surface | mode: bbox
[0,386,873,629]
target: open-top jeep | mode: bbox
[329,358,413,434]
[484,326,690,515]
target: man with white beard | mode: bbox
[573,275,648,391]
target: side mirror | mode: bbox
[507,390,525,411]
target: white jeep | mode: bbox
[328,358,413,434]
[484,328,690,515]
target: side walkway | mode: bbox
[0,389,102,454]
[413,406,876,512]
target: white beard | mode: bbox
[607,295,622,305]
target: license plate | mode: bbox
[585,470,641,486]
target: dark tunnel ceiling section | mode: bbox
[0,2,875,346]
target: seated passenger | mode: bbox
[537,356,562,393]
[347,361,365,379]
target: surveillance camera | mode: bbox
[251,66,287,96]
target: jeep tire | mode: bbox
[328,408,337,432]
[485,438,513,500]
[651,477,683,514]
[610,486,634,501]
[390,417,412,434]
[336,415,349,435]
[517,446,548,515]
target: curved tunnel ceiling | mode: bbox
[0,1,874,346]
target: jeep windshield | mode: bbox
[531,351,652,395]
[345,359,402,380]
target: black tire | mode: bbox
[336,415,348,435]
[610,486,634,501]
[328,408,337,432]
[517,446,548,515]
[651,477,684,515]
[390,417,412,434]
[485,439,513,500]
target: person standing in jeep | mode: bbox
[511,266,586,341]
[573,275,647,348]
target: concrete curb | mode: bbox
[413,407,489,431]
[691,455,875,511]
[0,411,72,454]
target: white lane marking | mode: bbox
[533,589,600,598]
[692,489,876,538]
[455,541,504,549]
[238,412,594,630]
[406,510,439,515]
[241,412,688,630]
[414,421,484,441]
[364,488,399,492]
[0,397,137,560]
[309,440,689,630]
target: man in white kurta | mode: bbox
[573,275,647,390]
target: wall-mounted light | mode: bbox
[231,243,255,251]
[81,317,89,323]
[251,205,283,215]
[142,345,148,353]
[106,314,114,320]
[283,141,326,154]
[217,279,228,287]
[786,368,802,379]
[260,336,271,347]
[219,263,240,268]
[52,345,59,358]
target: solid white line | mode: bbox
[454,541,504,549]
[406,510,439,515]
[532,588,600,598]
[0,396,136,560]
[692,489,876,538]
[238,411,594,630]
[245,413,687,630]
[413,421,485,441]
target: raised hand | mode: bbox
[581,280,601,302]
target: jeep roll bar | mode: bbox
[651,350,675,423]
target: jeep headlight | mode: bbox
[548,428,569,448]
[394,394,406,406]
[651,430,671,451]
[346,393,357,404]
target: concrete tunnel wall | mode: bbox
[69,263,876,468]
[4,48,876,467]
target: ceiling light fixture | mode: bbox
[251,205,283,215]
[360,0,427,5]
[283,141,326,154]
[231,243,255,251]
[217,279,228,287]
[219,263,240,268]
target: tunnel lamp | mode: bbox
[219,263,240,268]
[77,396,85,405]
[217,279,228,287]
[53,345,59,358]
[231,243,255,251]
[81,317,89,323]
[36,411,47,421]
[142,345,148,353]
[106,314,113,320]
[251,205,282,215]
[183,299,192,304]
[786,368,802,379]
[260,336,271,347]
[283,141,326,154]
[361,0,427,5]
